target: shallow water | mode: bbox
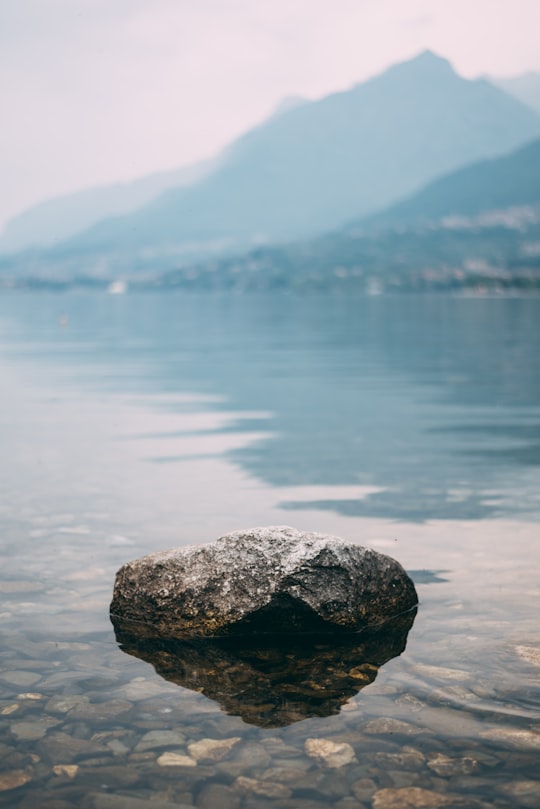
[0,291,539,808]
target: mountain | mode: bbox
[365,136,540,226]
[154,136,540,293]
[63,51,540,259]
[0,156,219,253]
[490,73,540,114]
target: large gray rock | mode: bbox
[110,526,417,638]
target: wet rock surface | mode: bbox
[110,526,418,638]
[112,615,415,726]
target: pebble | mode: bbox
[0,703,19,715]
[52,764,79,778]
[235,775,292,799]
[156,752,196,767]
[134,730,186,752]
[372,786,457,808]
[498,779,540,808]
[305,738,357,768]
[196,783,241,809]
[10,717,60,741]
[0,769,33,791]
[427,753,479,776]
[39,731,110,763]
[516,646,540,667]
[1,670,42,686]
[45,695,90,714]
[363,718,423,735]
[374,747,425,770]
[187,736,241,762]
[68,699,132,721]
[351,777,377,801]
[480,727,540,750]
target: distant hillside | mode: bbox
[64,51,540,257]
[0,156,219,253]
[151,137,540,294]
[365,137,540,226]
[490,73,540,114]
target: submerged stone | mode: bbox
[110,526,417,638]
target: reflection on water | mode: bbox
[0,292,539,808]
[112,611,416,727]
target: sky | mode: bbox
[1,0,540,230]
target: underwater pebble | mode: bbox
[187,736,241,762]
[10,717,60,741]
[374,747,425,770]
[68,699,132,721]
[134,730,186,752]
[196,782,241,809]
[156,751,196,767]
[1,670,42,686]
[480,727,540,750]
[0,769,33,791]
[372,786,457,808]
[45,695,90,714]
[235,775,292,799]
[39,731,110,762]
[498,779,540,808]
[363,717,423,736]
[427,753,478,776]
[516,646,540,667]
[0,702,19,715]
[261,765,310,783]
[351,777,377,801]
[305,738,356,768]
[52,764,79,778]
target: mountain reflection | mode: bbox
[112,610,416,727]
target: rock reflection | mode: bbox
[112,609,416,727]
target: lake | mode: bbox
[0,291,539,809]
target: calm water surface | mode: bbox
[0,292,539,808]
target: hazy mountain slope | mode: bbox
[67,51,540,255]
[0,156,218,253]
[364,136,540,226]
[490,73,540,114]
[152,136,540,292]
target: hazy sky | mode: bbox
[1,0,540,229]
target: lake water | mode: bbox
[0,291,539,809]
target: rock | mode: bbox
[498,780,540,808]
[45,695,90,714]
[197,783,241,809]
[156,752,196,767]
[516,645,540,667]
[372,787,457,808]
[480,727,540,750]
[10,718,60,741]
[0,671,42,686]
[187,736,240,762]
[363,717,423,736]
[305,738,357,768]
[52,764,79,778]
[427,753,478,776]
[0,770,32,791]
[234,775,292,799]
[134,730,186,752]
[113,622,414,727]
[110,526,417,638]
[374,747,425,770]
